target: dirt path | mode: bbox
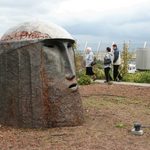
[0,83,150,150]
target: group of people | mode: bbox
[85,44,122,83]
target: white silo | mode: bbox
[136,48,150,70]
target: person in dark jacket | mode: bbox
[112,44,122,81]
[104,47,113,84]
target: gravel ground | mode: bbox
[0,83,150,150]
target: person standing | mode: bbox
[85,47,96,80]
[112,44,122,81]
[104,47,113,84]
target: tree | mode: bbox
[121,42,131,77]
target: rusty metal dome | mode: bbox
[1,21,74,42]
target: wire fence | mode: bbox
[74,41,140,63]
[75,41,150,53]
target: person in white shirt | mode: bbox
[85,47,95,79]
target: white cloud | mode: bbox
[51,0,148,24]
[0,0,150,43]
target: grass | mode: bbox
[82,96,117,109]
[0,93,150,149]
[83,95,150,126]
[115,123,126,128]
[82,95,144,109]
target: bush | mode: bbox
[138,71,150,83]
[123,71,150,83]
[77,74,91,85]
[94,68,105,79]
[76,69,86,78]
[123,74,134,82]
[75,53,84,72]
[76,65,105,81]
[94,60,103,69]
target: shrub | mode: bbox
[94,68,105,79]
[78,74,91,85]
[75,53,84,72]
[123,74,136,82]
[138,71,150,83]
[123,71,150,83]
[76,69,86,78]
[94,60,103,69]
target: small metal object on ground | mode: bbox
[131,128,144,135]
[131,123,144,136]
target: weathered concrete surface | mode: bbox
[0,22,84,128]
[1,21,73,42]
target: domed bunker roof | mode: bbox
[1,21,74,42]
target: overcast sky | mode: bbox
[0,0,150,45]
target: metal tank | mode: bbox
[136,48,150,70]
[0,21,84,128]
